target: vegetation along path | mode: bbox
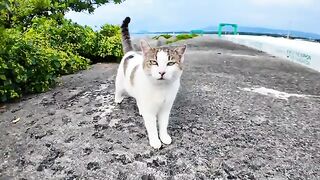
[1,37,320,179]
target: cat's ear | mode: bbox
[175,45,187,63]
[175,45,187,55]
[140,39,151,53]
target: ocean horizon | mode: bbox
[132,31,320,42]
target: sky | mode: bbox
[65,0,320,34]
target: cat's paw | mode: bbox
[160,134,172,145]
[114,96,124,104]
[149,139,162,149]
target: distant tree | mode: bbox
[0,0,124,28]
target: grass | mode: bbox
[165,34,198,44]
[152,33,199,44]
[152,34,173,40]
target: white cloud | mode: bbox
[247,0,315,7]
[65,0,154,30]
[64,0,320,34]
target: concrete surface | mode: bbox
[1,36,320,179]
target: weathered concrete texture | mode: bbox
[1,36,320,180]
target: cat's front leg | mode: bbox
[142,113,162,149]
[158,102,174,145]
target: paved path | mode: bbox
[1,37,320,179]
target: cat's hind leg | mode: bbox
[114,69,125,104]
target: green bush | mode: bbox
[0,27,89,102]
[96,26,123,59]
[26,18,123,61]
[0,17,123,102]
[166,34,198,44]
[0,1,124,102]
[26,18,94,58]
[176,34,198,40]
[152,34,173,40]
[100,24,121,37]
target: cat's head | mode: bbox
[140,39,186,83]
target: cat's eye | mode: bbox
[149,60,158,66]
[167,62,176,66]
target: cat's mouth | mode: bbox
[158,77,165,80]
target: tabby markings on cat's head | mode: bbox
[140,40,186,82]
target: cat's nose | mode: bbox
[159,72,166,76]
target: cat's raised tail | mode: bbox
[121,17,133,53]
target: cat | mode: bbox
[115,17,186,149]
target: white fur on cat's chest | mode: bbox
[138,83,177,102]
[143,87,169,104]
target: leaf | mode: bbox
[0,75,6,80]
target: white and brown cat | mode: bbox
[115,17,186,149]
